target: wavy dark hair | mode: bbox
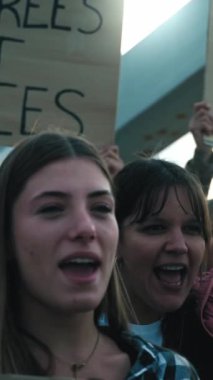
[114,158,211,246]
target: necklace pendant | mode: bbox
[71,362,85,376]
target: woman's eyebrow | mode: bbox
[88,190,113,199]
[32,190,113,201]
[32,191,68,201]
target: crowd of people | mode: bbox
[0,101,212,379]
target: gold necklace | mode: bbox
[53,331,100,379]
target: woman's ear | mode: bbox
[116,256,123,266]
[116,243,124,266]
[7,236,16,262]
[116,241,121,257]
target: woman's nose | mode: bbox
[165,229,188,255]
[67,208,96,242]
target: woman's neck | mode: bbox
[129,295,163,325]
[19,300,131,380]
[19,295,98,360]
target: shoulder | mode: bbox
[163,291,212,347]
[193,270,213,336]
[123,334,199,379]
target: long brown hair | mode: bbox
[0,132,129,374]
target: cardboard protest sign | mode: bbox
[0,0,124,146]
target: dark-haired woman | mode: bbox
[115,158,213,380]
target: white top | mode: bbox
[129,320,163,346]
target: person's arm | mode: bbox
[99,144,124,177]
[186,101,213,196]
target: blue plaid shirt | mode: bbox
[126,335,199,379]
[0,337,199,380]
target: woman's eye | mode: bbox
[183,223,203,235]
[137,224,166,234]
[92,203,113,215]
[37,205,64,217]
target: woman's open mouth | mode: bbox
[58,257,101,282]
[154,264,187,288]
